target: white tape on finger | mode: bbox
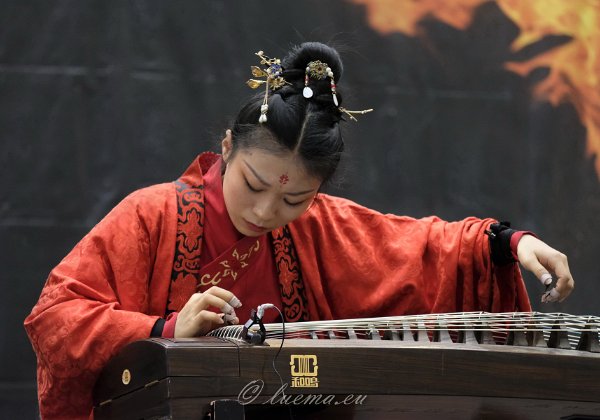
[221,303,234,314]
[223,312,237,323]
[229,296,242,308]
[540,273,553,286]
[542,288,560,303]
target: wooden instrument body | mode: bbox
[93,336,600,419]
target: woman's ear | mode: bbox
[221,129,233,161]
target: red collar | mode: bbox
[178,152,221,187]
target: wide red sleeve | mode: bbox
[24,183,177,419]
[289,194,532,320]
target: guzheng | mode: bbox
[93,311,600,420]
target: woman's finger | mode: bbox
[194,310,226,335]
[192,293,238,319]
[541,287,560,303]
[519,252,552,287]
[546,252,574,302]
[222,312,240,324]
[195,309,224,324]
[539,273,553,287]
[203,286,242,308]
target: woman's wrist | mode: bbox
[149,312,179,338]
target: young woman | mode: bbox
[25,42,574,419]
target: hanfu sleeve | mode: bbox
[24,183,175,419]
[289,194,531,320]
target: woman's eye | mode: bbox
[244,176,306,206]
[245,179,261,192]
[284,199,305,207]
[245,179,260,192]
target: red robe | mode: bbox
[24,153,531,419]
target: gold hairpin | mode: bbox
[338,107,374,122]
[246,51,289,123]
[246,50,374,123]
[303,60,372,120]
[303,60,338,106]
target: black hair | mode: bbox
[230,42,345,184]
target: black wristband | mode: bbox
[150,318,166,338]
[485,221,517,265]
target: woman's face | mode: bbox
[221,133,322,237]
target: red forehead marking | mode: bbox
[279,174,289,185]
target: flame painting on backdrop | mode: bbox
[352,0,600,180]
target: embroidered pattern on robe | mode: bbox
[198,239,261,286]
[167,180,205,312]
[272,226,309,322]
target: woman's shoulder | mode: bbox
[307,193,416,222]
[124,182,176,205]
[99,182,178,229]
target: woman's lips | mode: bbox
[245,220,268,233]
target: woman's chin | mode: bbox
[235,219,269,237]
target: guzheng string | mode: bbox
[208,312,600,349]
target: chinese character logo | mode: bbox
[290,354,319,388]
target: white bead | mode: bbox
[303,86,314,98]
[333,94,339,106]
[259,114,267,123]
[261,104,268,112]
[327,71,334,78]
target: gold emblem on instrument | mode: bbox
[290,354,319,388]
[121,369,131,385]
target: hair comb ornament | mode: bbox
[302,59,373,121]
[246,51,288,123]
[303,60,339,106]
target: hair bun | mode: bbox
[282,42,344,83]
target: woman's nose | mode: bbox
[253,198,277,222]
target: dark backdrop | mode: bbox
[1,1,598,417]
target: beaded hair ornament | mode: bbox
[246,50,373,123]
[246,51,288,123]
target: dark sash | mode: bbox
[166,180,205,313]
[271,227,309,322]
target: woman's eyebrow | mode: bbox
[243,160,316,196]
[243,160,271,186]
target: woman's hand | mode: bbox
[174,286,242,338]
[516,235,575,303]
